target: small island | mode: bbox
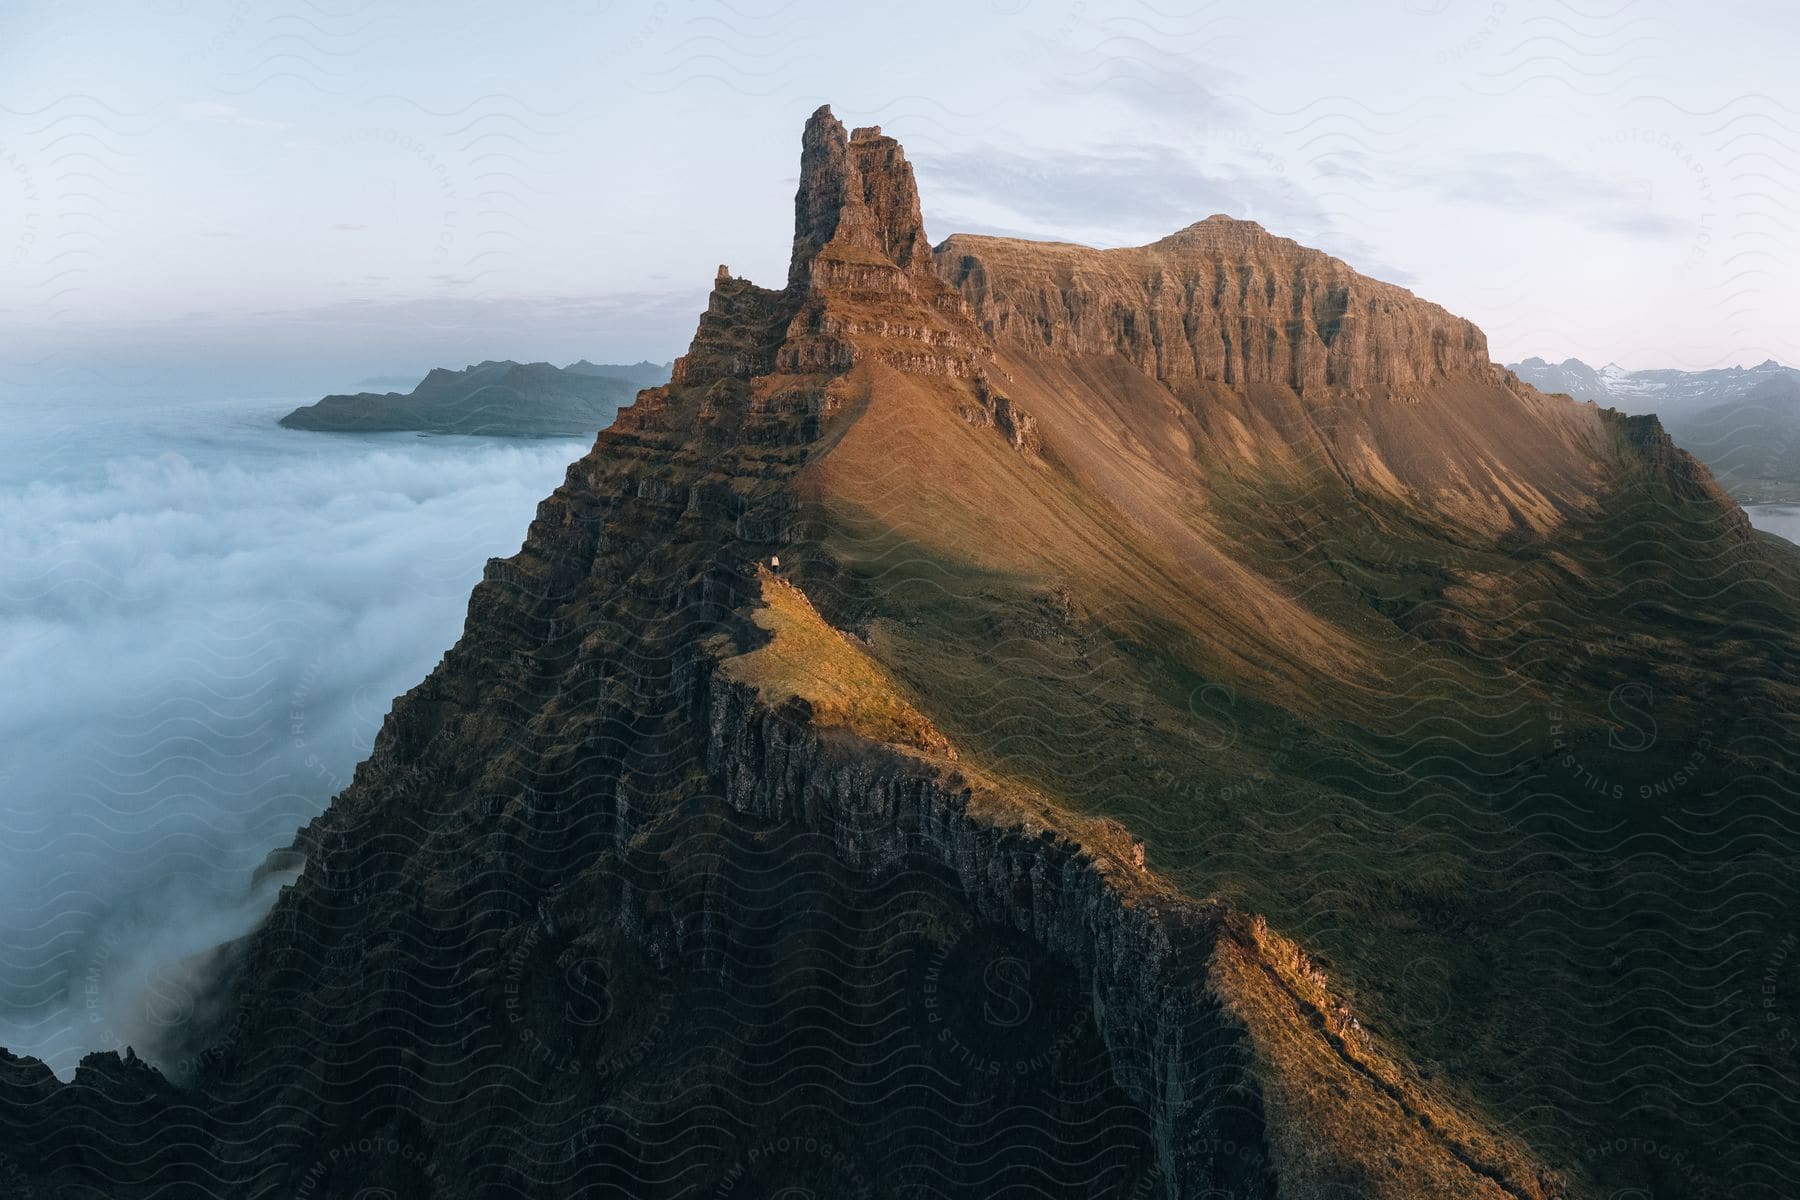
[278,359,671,437]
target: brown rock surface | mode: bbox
[937,217,1490,393]
[932,222,1629,538]
[790,107,935,287]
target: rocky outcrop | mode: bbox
[958,370,1041,453]
[779,105,987,379]
[1607,409,1753,532]
[789,108,934,289]
[666,272,792,387]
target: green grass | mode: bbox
[720,566,950,755]
[794,452,1800,1198]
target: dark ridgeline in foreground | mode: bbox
[279,359,672,437]
[3,106,1797,1199]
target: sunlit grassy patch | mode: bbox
[721,566,951,756]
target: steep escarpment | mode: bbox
[3,103,1796,1200]
[936,218,1489,394]
[704,674,1565,1199]
[932,224,1615,540]
[1606,408,1755,521]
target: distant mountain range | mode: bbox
[562,359,671,388]
[279,359,673,436]
[1509,356,1800,503]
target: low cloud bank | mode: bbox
[0,397,585,1075]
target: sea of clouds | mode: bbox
[0,391,587,1076]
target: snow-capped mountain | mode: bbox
[1509,357,1800,503]
[1511,356,1796,416]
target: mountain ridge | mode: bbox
[2,104,1793,1200]
[280,358,672,437]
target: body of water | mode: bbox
[1747,504,1800,545]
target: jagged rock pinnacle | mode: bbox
[788,104,932,289]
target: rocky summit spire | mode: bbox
[787,104,932,289]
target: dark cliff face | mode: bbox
[1608,409,1749,519]
[4,104,1796,1200]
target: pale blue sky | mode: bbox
[1,0,1794,393]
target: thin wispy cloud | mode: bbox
[1426,150,1688,238]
